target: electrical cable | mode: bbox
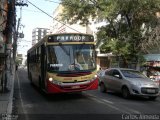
[27,1,82,33]
[44,0,60,4]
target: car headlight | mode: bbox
[154,82,159,87]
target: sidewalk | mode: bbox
[0,64,15,116]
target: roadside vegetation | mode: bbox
[60,0,160,67]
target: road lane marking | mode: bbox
[101,99,114,104]
[85,93,113,104]
[85,93,141,114]
[89,96,130,114]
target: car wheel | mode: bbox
[100,83,106,93]
[148,96,157,100]
[122,87,130,99]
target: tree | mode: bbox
[60,0,160,67]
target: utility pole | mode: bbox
[13,1,28,61]
[13,18,20,61]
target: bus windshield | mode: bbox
[47,44,96,72]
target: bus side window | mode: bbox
[33,50,36,63]
[36,47,41,62]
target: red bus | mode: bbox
[27,33,98,94]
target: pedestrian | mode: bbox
[16,64,18,70]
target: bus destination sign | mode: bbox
[48,34,94,42]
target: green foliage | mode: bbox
[60,0,160,67]
[15,58,21,65]
[61,0,97,25]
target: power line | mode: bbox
[27,1,81,33]
[44,0,60,4]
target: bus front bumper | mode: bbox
[46,78,98,93]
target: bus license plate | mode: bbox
[72,86,80,89]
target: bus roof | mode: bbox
[48,33,93,36]
[27,33,94,53]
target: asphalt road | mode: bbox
[12,68,160,120]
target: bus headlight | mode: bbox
[90,74,97,82]
[49,78,62,85]
[49,77,53,82]
[52,80,60,85]
[94,74,97,78]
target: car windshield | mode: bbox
[121,70,146,78]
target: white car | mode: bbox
[99,68,159,100]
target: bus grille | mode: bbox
[57,72,91,77]
[61,84,89,90]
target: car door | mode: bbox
[103,69,114,90]
[110,70,123,92]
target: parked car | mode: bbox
[99,68,159,100]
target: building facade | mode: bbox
[32,28,50,46]
[0,0,8,57]
[16,53,27,66]
[0,0,16,91]
[51,5,92,34]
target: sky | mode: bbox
[16,0,60,54]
